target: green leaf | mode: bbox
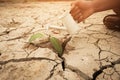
[50,37,63,57]
[29,33,44,43]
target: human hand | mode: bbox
[70,0,95,23]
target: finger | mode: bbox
[73,12,82,20]
[78,15,84,23]
[71,1,78,8]
[70,1,78,13]
[71,7,80,16]
[70,1,76,11]
[71,1,75,6]
[70,6,78,14]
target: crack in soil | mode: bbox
[66,65,92,80]
[92,58,120,80]
[0,57,57,65]
[45,63,59,80]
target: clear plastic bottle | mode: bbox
[60,12,80,35]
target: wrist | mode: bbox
[90,1,98,13]
[87,1,96,14]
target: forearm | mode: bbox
[92,0,120,12]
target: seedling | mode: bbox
[29,33,71,71]
[29,33,44,43]
[49,37,63,57]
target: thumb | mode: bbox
[71,2,76,10]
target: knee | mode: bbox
[113,8,120,15]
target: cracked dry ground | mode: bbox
[0,2,120,80]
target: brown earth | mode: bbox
[0,1,120,80]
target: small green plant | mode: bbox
[50,37,63,57]
[29,33,71,71]
[29,33,44,43]
[29,33,71,57]
[29,33,63,57]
